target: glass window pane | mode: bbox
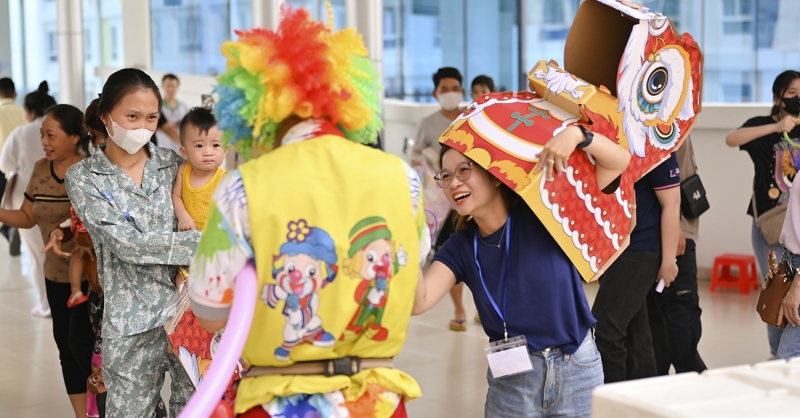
[544,0,564,24]
[84,0,124,105]
[522,0,580,86]
[384,0,519,102]
[704,0,755,102]
[286,0,346,29]
[755,0,800,102]
[740,0,752,15]
[151,0,230,76]
[230,0,253,33]
[9,0,61,100]
[723,0,736,15]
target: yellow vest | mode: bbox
[183,163,227,230]
[237,135,423,413]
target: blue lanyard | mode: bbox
[474,213,511,341]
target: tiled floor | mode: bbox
[0,236,771,417]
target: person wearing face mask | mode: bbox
[726,70,800,360]
[411,67,470,331]
[726,71,800,280]
[53,68,200,418]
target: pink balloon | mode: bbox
[179,262,258,418]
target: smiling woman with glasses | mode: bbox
[412,124,630,418]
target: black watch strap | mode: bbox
[576,124,594,149]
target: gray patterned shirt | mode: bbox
[66,142,201,339]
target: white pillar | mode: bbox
[56,0,84,106]
[121,0,152,70]
[349,0,383,92]
[253,0,284,30]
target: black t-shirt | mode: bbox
[739,116,793,217]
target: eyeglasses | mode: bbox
[434,162,473,189]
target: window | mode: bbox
[544,0,564,24]
[85,29,91,61]
[287,0,345,29]
[383,0,520,102]
[179,15,202,53]
[723,83,753,102]
[48,32,58,62]
[151,0,230,76]
[110,27,118,61]
[722,0,753,34]
[8,0,60,100]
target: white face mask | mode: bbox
[105,117,154,154]
[437,91,463,111]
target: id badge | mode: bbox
[484,335,533,378]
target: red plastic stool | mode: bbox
[710,254,760,294]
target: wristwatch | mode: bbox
[575,124,594,149]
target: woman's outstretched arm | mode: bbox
[412,261,458,315]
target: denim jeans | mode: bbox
[751,219,784,281]
[484,330,604,418]
[767,251,800,359]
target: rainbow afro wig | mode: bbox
[214,4,383,157]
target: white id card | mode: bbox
[484,335,533,378]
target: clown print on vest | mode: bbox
[341,217,408,342]
[261,220,339,361]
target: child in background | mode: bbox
[172,107,227,232]
[470,74,495,100]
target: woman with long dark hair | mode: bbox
[0,103,94,418]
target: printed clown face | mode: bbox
[277,253,325,299]
[360,239,393,280]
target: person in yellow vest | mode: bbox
[187,5,429,417]
[171,106,228,232]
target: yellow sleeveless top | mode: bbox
[236,135,423,413]
[182,163,227,229]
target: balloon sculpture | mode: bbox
[178,263,257,418]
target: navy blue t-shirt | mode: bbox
[434,203,596,354]
[628,153,681,251]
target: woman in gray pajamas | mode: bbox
[62,68,200,418]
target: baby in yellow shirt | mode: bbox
[172,107,228,231]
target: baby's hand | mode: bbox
[177,215,197,232]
